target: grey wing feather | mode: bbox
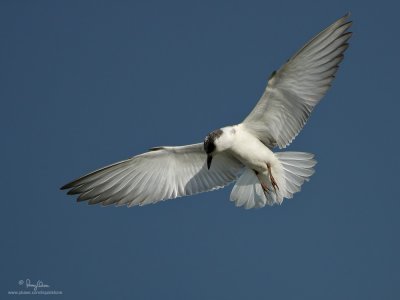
[243,14,352,148]
[61,143,243,207]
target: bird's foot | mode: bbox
[267,163,279,192]
[260,181,270,193]
[254,170,270,193]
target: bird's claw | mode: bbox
[270,175,279,192]
[260,182,270,193]
[267,163,279,192]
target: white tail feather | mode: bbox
[230,152,317,209]
[229,168,270,209]
[276,152,317,199]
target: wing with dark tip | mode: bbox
[242,14,352,148]
[61,143,243,207]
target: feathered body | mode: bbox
[206,125,316,208]
[61,14,352,209]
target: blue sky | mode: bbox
[2,0,399,299]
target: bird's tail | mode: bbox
[230,152,317,209]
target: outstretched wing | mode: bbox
[61,143,243,207]
[242,14,352,149]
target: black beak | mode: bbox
[207,154,213,170]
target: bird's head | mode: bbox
[203,127,236,169]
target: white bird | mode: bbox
[61,14,352,209]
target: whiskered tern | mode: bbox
[61,14,352,209]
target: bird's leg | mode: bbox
[267,163,279,192]
[253,170,270,193]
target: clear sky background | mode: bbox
[1,0,399,299]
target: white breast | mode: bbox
[228,124,278,172]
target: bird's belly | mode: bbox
[229,135,274,173]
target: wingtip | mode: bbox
[149,146,166,151]
[60,183,69,190]
[61,181,77,191]
[342,12,351,19]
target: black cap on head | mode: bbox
[204,129,223,170]
[203,129,223,154]
[204,137,215,154]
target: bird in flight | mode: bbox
[61,14,352,209]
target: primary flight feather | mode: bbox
[61,14,352,209]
